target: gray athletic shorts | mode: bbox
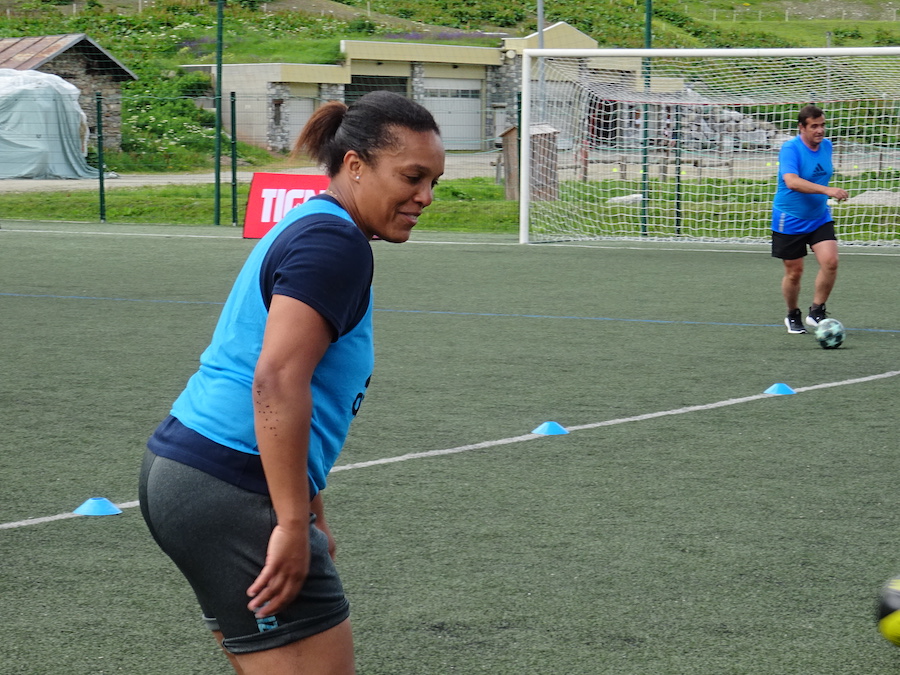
[138,450,350,654]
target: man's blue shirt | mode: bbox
[772,135,834,234]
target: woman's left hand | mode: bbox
[247,522,310,618]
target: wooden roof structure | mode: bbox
[0,33,137,81]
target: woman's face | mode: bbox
[353,127,445,243]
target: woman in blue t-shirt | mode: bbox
[139,91,444,674]
[771,104,849,334]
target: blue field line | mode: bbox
[3,292,898,333]
[0,292,225,306]
[379,307,769,327]
[374,307,900,333]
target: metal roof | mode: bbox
[0,34,137,81]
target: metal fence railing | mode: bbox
[0,89,508,225]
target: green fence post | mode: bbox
[231,91,238,227]
[674,106,682,236]
[95,92,106,223]
[641,0,652,236]
[213,0,224,225]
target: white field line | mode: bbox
[0,228,242,240]
[0,500,141,530]
[567,370,900,432]
[2,370,898,531]
[329,434,540,473]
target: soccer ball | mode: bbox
[877,576,900,646]
[814,317,845,349]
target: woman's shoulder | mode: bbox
[281,197,367,247]
[263,199,373,284]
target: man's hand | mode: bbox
[826,186,849,201]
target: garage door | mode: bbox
[285,96,315,148]
[422,78,483,151]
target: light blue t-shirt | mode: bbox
[772,135,834,234]
[149,196,374,497]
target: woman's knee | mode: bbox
[232,619,355,675]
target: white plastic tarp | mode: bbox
[0,68,99,179]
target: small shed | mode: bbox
[0,34,137,150]
[500,124,560,201]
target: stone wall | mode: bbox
[266,82,292,153]
[410,62,426,102]
[36,51,126,150]
[320,83,344,103]
[486,58,521,144]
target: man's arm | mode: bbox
[783,173,849,201]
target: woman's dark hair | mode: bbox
[798,104,824,126]
[293,90,440,176]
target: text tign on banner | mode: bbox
[243,172,331,239]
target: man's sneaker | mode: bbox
[785,309,807,334]
[805,304,828,327]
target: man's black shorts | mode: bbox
[771,221,836,260]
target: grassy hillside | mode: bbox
[2,0,899,173]
[327,0,900,48]
[4,0,900,64]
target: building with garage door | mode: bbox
[181,22,597,152]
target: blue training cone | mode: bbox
[74,497,122,516]
[764,383,796,395]
[532,421,569,435]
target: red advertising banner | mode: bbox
[243,172,331,239]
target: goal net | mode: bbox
[519,47,900,244]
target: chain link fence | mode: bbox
[0,89,510,224]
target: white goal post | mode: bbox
[519,47,900,244]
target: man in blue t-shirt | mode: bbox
[771,104,849,334]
